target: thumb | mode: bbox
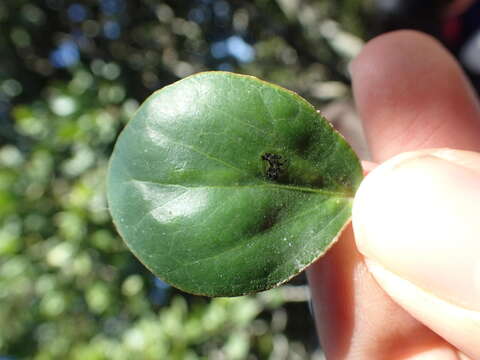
[353,148,480,359]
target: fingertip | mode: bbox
[350,30,444,92]
[353,148,480,311]
[350,30,480,162]
[353,148,480,358]
[351,30,438,71]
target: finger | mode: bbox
[309,30,480,360]
[350,30,480,357]
[308,223,459,359]
[351,30,480,163]
[353,149,480,359]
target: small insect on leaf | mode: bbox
[261,152,285,180]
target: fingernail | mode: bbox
[353,149,480,311]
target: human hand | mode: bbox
[307,30,480,360]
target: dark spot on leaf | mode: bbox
[257,207,282,234]
[310,176,324,188]
[294,132,313,155]
[261,152,285,180]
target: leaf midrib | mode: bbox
[128,178,353,198]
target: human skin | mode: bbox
[307,30,480,359]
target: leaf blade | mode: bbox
[107,71,362,296]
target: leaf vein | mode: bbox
[127,178,351,197]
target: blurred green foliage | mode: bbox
[0,0,369,358]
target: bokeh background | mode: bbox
[1,0,480,359]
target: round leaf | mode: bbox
[107,72,362,297]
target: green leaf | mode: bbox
[107,72,362,297]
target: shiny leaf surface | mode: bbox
[107,72,362,296]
